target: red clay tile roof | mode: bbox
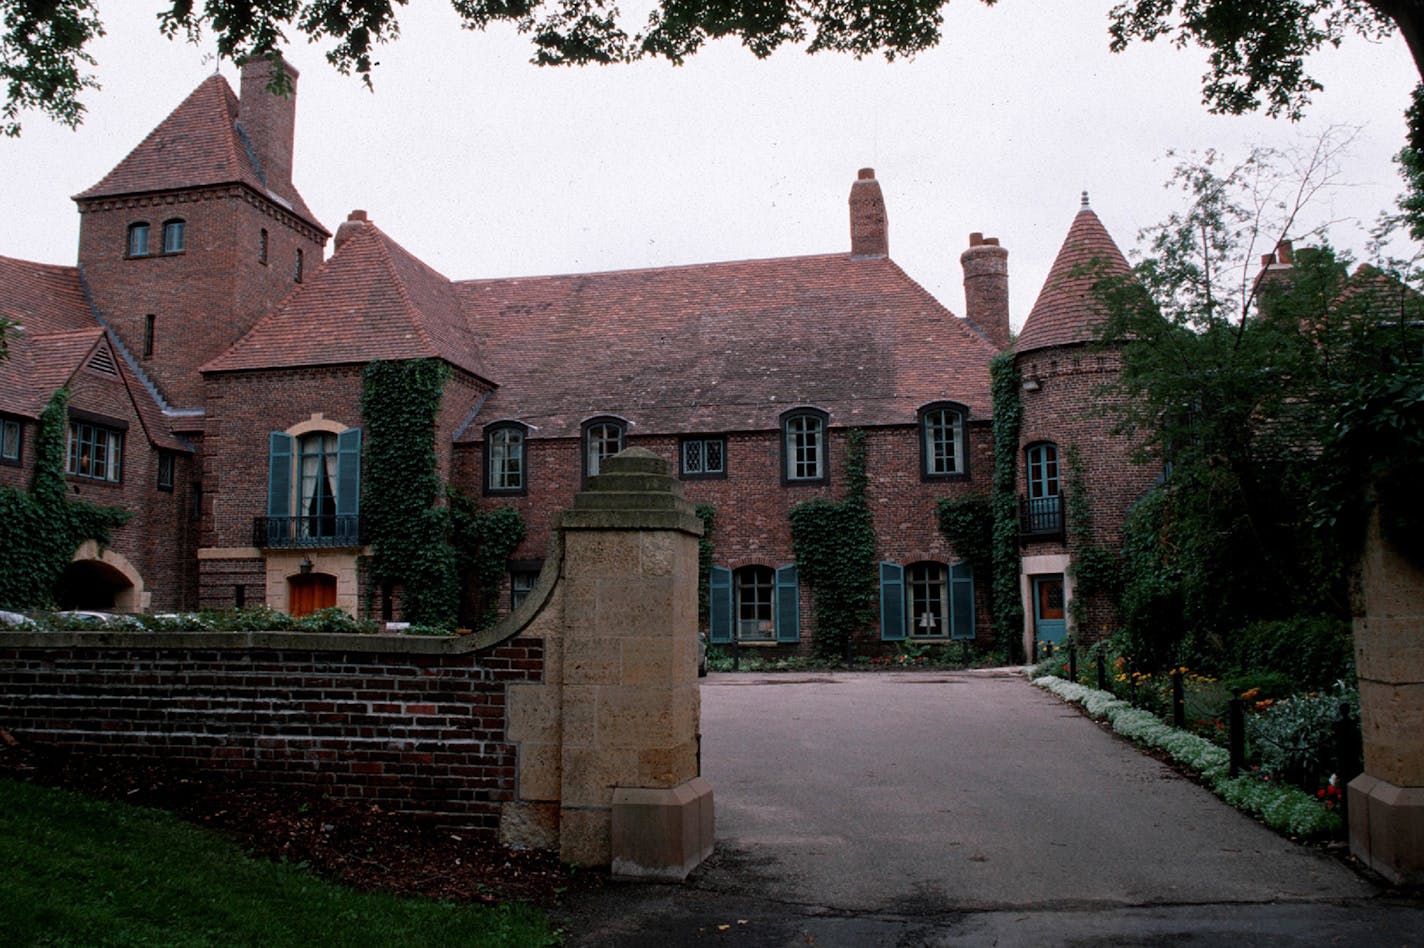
[203,220,488,378]
[0,255,96,418]
[0,255,192,449]
[74,74,323,232]
[455,253,997,440]
[1016,205,1130,354]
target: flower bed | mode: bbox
[1033,674,1342,839]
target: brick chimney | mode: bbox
[334,210,368,252]
[238,54,299,193]
[961,232,1010,350]
[849,168,888,258]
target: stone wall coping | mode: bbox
[0,628,486,654]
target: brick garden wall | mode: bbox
[0,633,543,835]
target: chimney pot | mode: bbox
[984,237,1000,247]
[1261,254,1274,267]
[1276,239,1293,265]
[858,167,876,180]
[969,232,984,247]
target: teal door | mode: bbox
[1033,575,1067,654]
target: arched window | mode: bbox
[583,416,625,481]
[1022,441,1063,537]
[879,560,975,640]
[706,564,800,645]
[263,428,362,547]
[919,402,967,479]
[485,422,527,494]
[126,222,150,258]
[162,218,186,254]
[781,407,829,484]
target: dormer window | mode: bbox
[126,222,150,258]
[484,422,527,495]
[162,219,186,254]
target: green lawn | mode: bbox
[0,778,559,947]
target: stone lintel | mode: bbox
[1348,772,1424,885]
[610,777,715,881]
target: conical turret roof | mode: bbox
[1016,196,1130,354]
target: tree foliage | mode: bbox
[5,0,1418,138]
[1099,146,1424,670]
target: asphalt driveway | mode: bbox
[557,669,1424,946]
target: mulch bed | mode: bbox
[0,734,594,906]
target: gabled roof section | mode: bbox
[455,252,997,440]
[203,219,487,377]
[74,73,323,231]
[1016,197,1131,354]
[0,255,96,418]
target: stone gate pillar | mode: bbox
[555,448,713,879]
[1349,515,1424,884]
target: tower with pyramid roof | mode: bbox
[73,57,329,411]
[1014,194,1158,655]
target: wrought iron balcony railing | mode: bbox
[253,515,364,549]
[1018,495,1064,541]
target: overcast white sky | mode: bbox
[1,2,1417,329]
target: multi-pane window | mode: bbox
[298,432,339,537]
[782,410,827,483]
[880,560,975,641]
[1,417,20,463]
[1027,442,1060,500]
[265,429,361,546]
[584,419,624,480]
[156,452,175,491]
[735,566,775,641]
[680,436,725,478]
[67,422,123,482]
[126,222,150,258]
[906,562,948,637]
[486,424,525,493]
[162,219,186,253]
[920,403,966,478]
[511,570,538,609]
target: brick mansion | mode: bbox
[0,57,1160,658]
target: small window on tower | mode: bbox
[294,248,304,283]
[259,228,269,265]
[143,314,155,359]
[126,222,150,258]
[162,219,185,254]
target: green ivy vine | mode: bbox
[935,494,993,583]
[789,427,877,662]
[990,352,1025,663]
[0,389,130,609]
[361,359,527,629]
[695,503,715,629]
[1064,443,1122,638]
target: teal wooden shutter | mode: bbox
[950,561,975,640]
[336,428,362,516]
[267,433,293,518]
[708,566,733,644]
[775,564,800,643]
[879,561,905,641]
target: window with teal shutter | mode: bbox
[708,566,733,643]
[336,428,361,516]
[949,561,975,640]
[268,433,293,518]
[879,561,906,641]
[774,564,800,642]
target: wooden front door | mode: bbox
[289,573,337,617]
[1033,575,1067,653]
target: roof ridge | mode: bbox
[452,251,852,287]
[369,225,443,359]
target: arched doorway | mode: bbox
[55,559,134,611]
[288,573,337,617]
